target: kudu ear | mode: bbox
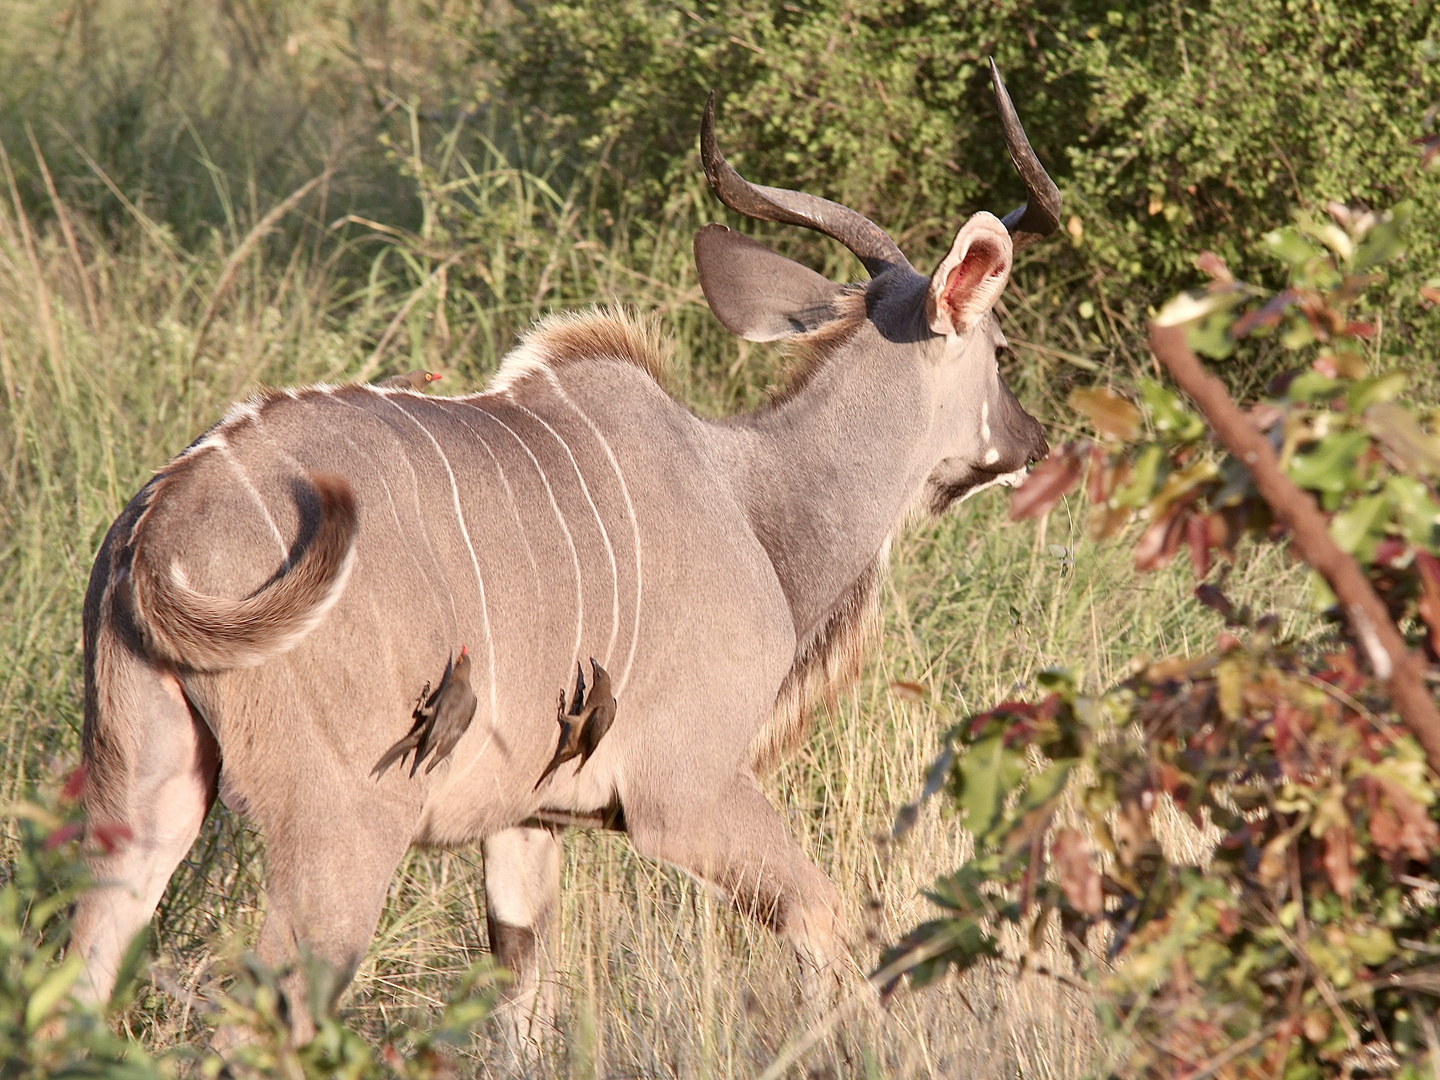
[695,224,844,342]
[926,212,1013,338]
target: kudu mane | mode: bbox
[489,307,674,394]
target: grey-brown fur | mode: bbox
[71,71,1058,1050]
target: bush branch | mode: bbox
[1148,323,1440,775]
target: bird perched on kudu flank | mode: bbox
[378,370,444,391]
[372,647,478,779]
[534,659,616,790]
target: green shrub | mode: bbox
[885,197,1440,1075]
[0,779,500,1078]
[484,0,1440,382]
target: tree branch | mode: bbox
[1149,322,1440,775]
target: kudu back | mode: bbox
[72,65,1058,1043]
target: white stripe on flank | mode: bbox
[331,395,460,632]
[462,401,585,674]
[386,398,498,726]
[542,369,644,695]
[448,407,544,613]
[336,430,452,626]
[507,396,621,670]
[218,443,289,560]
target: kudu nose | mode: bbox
[1028,422,1049,465]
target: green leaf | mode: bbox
[925,864,990,915]
[1188,310,1237,359]
[1347,371,1408,411]
[1353,204,1412,273]
[1114,443,1167,507]
[1019,760,1075,814]
[1329,493,1388,555]
[1035,667,1080,695]
[890,917,1001,989]
[955,735,1020,842]
[1138,379,1205,441]
[25,950,85,1032]
[1287,431,1368,492]
[1286,370,1340,403]
[1386,475,1440,547]
[1264,227,1324,269]
[1282,320,1318,351]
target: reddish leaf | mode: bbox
[1010,447,1083,521]
[1322,824,1356,900]
[90,821,134,855]
[1134,504,1190,572]
[1373,537,1407,566]
[1374,778,1440,861]
[1414,551,1440,656]
[1194,582,1235,621]
[1087,504,1130,542]
[888,680,926,703]
[1231,289,1298,339]
[1343,321,1375,339]
[1370,805,1403,859]
[1216,904,1240,936]
[60,763,87,803]
[1421,285,1440,307]
[1086,444,1118,503]
[1195,251,1234,284]
[1272,700,1312,780]
[1186,513,1211,578]
[1246,403,1282,433]
[1157,763,1191,803]
[1416,133,1440,170]
[1069,387,1141,441]
[1052,828,1102,915]
[43,823,82,851]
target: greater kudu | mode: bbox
[72,63,1058,1044]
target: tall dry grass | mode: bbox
[0,53,1322,1080]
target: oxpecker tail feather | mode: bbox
[126,472,360,671]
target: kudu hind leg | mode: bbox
[482,825,562,1054]
[255,799,414,1044]
[72,663,219,1005]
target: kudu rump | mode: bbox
[73,65,1058,1039]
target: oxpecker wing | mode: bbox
[371,648,478,779]
[419,647,479,774]
[577,658,616,763]
[534,658,616,789]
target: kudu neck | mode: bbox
[729,334,936,641]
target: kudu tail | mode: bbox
[125,472,360,671]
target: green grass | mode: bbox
[0,8,1330,1076]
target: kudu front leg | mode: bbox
[628,774,852,996]
[482,825,562,1055]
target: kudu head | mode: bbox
[695,61,1057,513]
